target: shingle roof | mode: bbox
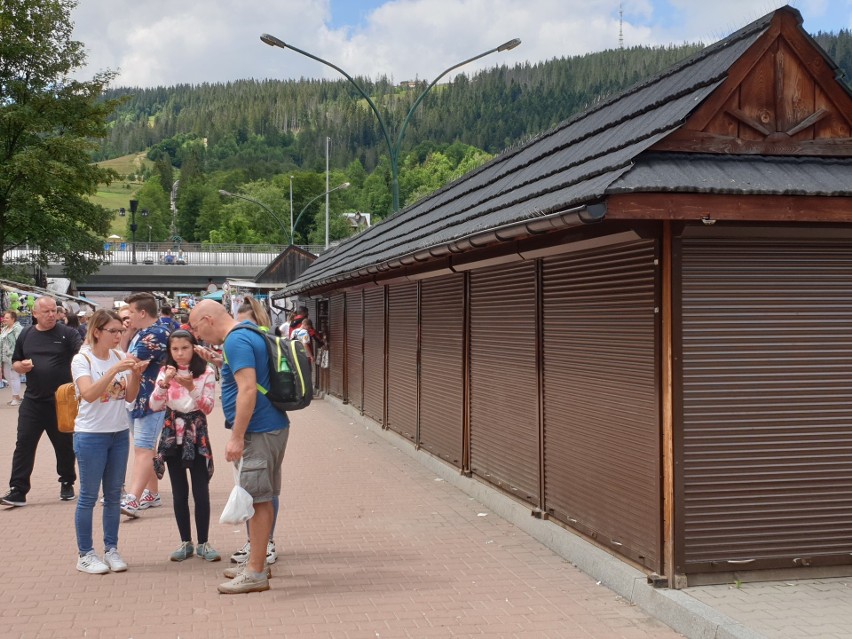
[285,8,783,294]
[611,154,852,196]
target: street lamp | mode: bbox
[119,200,148,265]
[260,34,521,213]
[289,175,294,241]
[291,182,350,248]
[218,190,290,243]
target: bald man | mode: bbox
[189,300,289,594]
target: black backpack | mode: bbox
[228,324,313,412]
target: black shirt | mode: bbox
[12,324,82,401]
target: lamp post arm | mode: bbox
[394,40,520,156]
[292,182,350,240]
[219,190,289,242]
[261,36,395,165]
[261,34,518,214]
[292,191,327,239]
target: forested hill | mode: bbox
[97,31,851,171]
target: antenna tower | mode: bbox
[619,3,624,49]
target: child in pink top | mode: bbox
[150,329,219,562]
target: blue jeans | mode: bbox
[74,430,130,554]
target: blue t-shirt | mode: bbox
[157,317,180,333]
[221,321,289,433]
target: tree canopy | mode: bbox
[0,0,121,281]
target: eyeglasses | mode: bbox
[103,328,126,334]
[188,315,210,331]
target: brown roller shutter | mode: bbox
[346,291,364,411]
[419,275,464,467]
[328,293,345,399]
[677,234,852,574]
[387,283,418,441]
[470,261,539,505]
[542,239,661,572]
[363,287,385,424]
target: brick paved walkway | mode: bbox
[687,578,852,638]
[0,387,682,639]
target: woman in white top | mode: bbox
[0,310,24,405]
[71,309,147,575]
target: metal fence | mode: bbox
[3,243,325,267]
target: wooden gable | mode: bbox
[254,245,316,284]
[652,8,852,156]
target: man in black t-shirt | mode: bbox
[1,296,82,507]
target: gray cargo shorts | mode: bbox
[237,427,290,503]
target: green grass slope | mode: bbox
[91,152,151,236]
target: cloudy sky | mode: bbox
[70,0,852,88]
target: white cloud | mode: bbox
[70,0,851,88]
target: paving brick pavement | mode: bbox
[0,386,680,639]
[686,578,852,639]
[1,381,848,639]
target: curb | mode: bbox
[326,396,766,639]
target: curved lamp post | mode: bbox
[218,190,290,243]
[291,181,351,248]
[259,35,520,213]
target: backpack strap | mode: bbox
[224,323,275,398]
[73,352,93,400]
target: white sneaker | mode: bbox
[77,551,109,575]
[137,489,161,510]
[8,399,21,407]
[230,541,250,563]
[120,494,139,518]
[266,540,277,564]
[104,548,127,572]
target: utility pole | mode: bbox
[325,136,330,249]
[170,180,180,239]
[289,175,294,244]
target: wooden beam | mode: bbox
[787,108,828,136]
[648,129,852,154]
[607,193,852,222]
[724,107,772,136]
[661,221,675,587]
[775,10,852,130]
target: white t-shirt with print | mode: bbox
[71,346,132,433]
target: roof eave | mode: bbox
[279,202,606,297]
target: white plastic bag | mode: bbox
[219,458,255,524]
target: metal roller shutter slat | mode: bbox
[679,237,852,572]
[470,261,539,504]
[387,283,418,440]
[543,239,660,571]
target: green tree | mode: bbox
[127,179,170,242]
[155,155,174,194]
[307,170,356,246]
[215,180,290,244]
[0,0,122,281]
[357,157,392,217]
